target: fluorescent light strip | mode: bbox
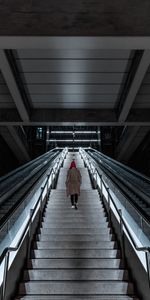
[51,131,99,134]
[47,139,99,142]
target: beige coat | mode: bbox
[66,168,81,196]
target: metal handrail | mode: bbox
[0,171,50,265]
[0,148,59,184]
[80,148,150,287]
[0,148,67,300]
[0,152,60,235]
[88,147,150,184]
[87,149,150,226]
[90,150,150,209]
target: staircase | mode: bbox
[16,152,139,300]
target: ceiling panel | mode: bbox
[26,84,121,95]
[31,94,117,109]
[31,94,117,103]
[14,49,132,110]
[15,49,132,59]
[32,102,114,109]
[21,73,125,85]
[17,59,128,73]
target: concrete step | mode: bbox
[19,281,134,295]
[57,186,92,190]
[24,269,128,281]
[46,203,103,207]
[49,195,100,199]
[40,228,111,235]
[35,241,116,249]
[38,234,114,242]
[47,201,101,205]
[32,249,120,259]
[46,206,104,211]
[49,196,100,200]
[48,195,101,198]
[46,204,104,209]
[45,208,105,213]
[48,197,101,201]
[44,211,106,217]
[16,296,139,300]
[50,191,99,194]
[49,199,101,203]
[47,203,102,207]
[50,189,99,194]
[50,190,99,193]
[43,217,108,223]
[41,222,109,228]
[28,258,124,269]
[43,215,107,222]
[49,194,100,198]
[43,217,107,223]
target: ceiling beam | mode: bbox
[0,37,150,50]
[0,108,150,126]
[0,50,30,121]
[118,50,150,122]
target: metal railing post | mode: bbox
[39,187,44,225]
[94,171,97,189]
[46,175,50,201]
[145,251,150,288]
[106,187,111,223]
[119,209,125,262]
[100,175,103,199]
[51,170,54,189]
[27,208,34,260]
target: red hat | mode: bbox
[70,160,76,168]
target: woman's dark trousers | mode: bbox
[70,194,78,206]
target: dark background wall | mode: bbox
[128,131,150,177]
[0,135,19,176]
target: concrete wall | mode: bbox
[0,1,150,35]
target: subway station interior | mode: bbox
[0,1,150,300]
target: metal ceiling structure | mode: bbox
[0,44,150,126]
[0,0,150,164]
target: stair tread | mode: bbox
[16,296,139,300]
[41,224,109,228]
[33,249,119,258]
[28,258,124,269]
[38,234,114,241]
[40,228,111,234]
[35,241,116,249]
[19,281,134,295]
[24,269,128,280]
